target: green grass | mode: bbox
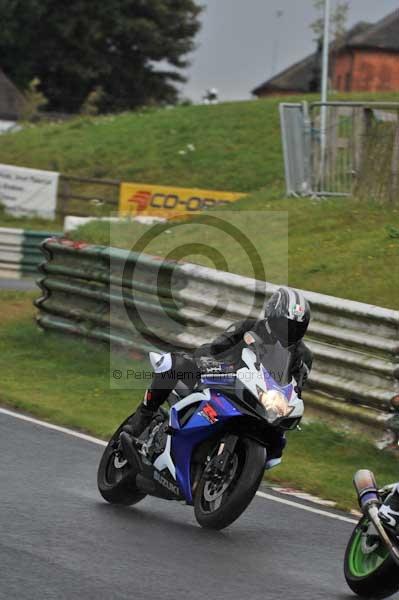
[69,192,399,309]
[1,290,398,511]
[267,422,399,510]
[0,292,144,437]
[0,204,62,232]
[0,99,288,193]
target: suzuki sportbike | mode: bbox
[97,332,304,530]
[344,470,399,598]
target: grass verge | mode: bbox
[1,290,398,511]
[0,204,63,232]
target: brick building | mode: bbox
[252,9,399,97]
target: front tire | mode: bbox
[194,437,265,530]
[97,417,147,506]
[344,516,399,599]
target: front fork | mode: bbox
[354,469,399,566]
[202,435,239,483]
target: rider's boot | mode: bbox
[123,390,157,438]
[379,484,399,532]
[265,433,287,470]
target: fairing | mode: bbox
[169,390,242,504]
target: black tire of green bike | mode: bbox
[97,415,147,506]
[344,516,399,599]
[194,437,265,530]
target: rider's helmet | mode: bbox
[264,287,310,346]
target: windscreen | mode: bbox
[258,342,294,387]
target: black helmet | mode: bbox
[264,287,310,346]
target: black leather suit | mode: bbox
[146,318,313,410]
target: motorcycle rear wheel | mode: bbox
[97,416,147,506]
[344,516,399,599]
[194,437,265,530]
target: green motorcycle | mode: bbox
[344,470,399,599]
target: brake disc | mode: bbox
[361,521,381,555]
[204,454,238,502]
[114,454,128,469]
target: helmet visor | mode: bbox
[269,317,308,346]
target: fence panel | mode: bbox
[309,101,399,201]
[56,175,120,221]
[279,103,312,196]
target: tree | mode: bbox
[0,0,202,113]
[310,0,349,43]
[20,78,48,121]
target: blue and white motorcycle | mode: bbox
[97,332,304,529]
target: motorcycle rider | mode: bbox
[125,287,313,468]
[379,485,399,531]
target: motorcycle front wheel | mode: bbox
[194,437,265,530]
[344,516,399,599]
[97,416,147,506]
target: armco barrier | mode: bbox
[0,227,60,278]
[35,238,399,429]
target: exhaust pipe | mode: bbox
[354,470,399,567]
[353,469,379,509]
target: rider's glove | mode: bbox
[295,362,310,398]
[299,361,310,384]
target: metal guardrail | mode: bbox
[35,238,399,429]
[0,227,60,278]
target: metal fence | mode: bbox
[56,175,120,221]
[280,100,399,201]
[279,102,311,197]
[35,238,399,432]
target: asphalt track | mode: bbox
[0,278,37,291]
[0,409,361,600]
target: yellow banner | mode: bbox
[119,182,245,218]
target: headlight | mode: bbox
[258,389,293,424]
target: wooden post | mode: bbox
[56,176,70,225]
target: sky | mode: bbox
[181,0,399,102]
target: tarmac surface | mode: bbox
[0,409,359,600]
[0,278,37,291]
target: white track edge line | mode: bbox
[0,407,107,446]
[0,407,357,524]
[256,491,357,524]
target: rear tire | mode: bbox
[194,437,265,530]
[344,516,399,599]
[97,417,146,506]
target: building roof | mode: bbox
[252,52,318,96]
[347,9,399,52]
[0,69,25,120]
[252,9,399,96]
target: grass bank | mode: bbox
[0,98,287,193]
[1,290,397,511]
